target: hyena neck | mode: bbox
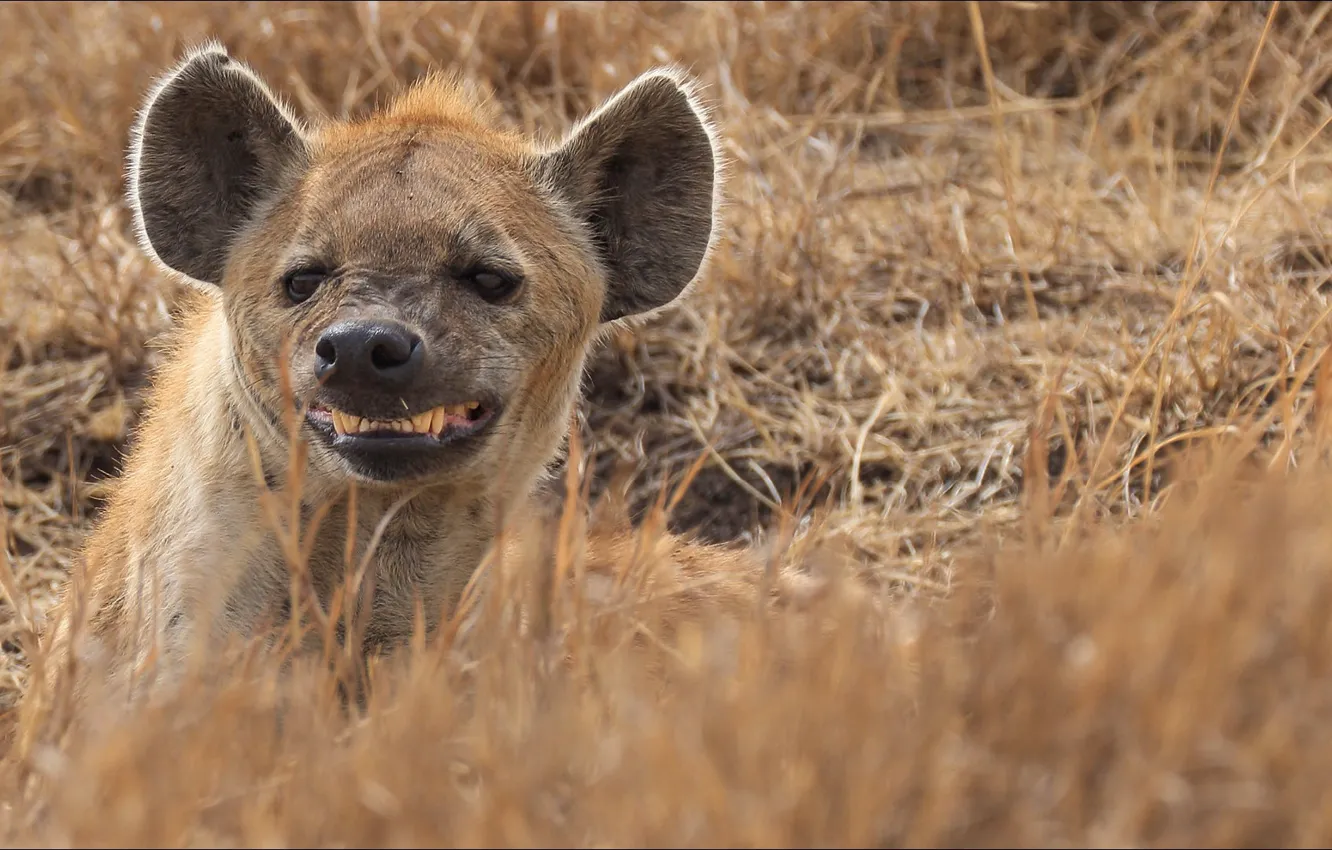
[202,309,523,613]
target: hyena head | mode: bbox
[128,43,722,494]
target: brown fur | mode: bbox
[29,42,730,716]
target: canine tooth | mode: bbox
[430,408,445,435]
[332,411,344,435]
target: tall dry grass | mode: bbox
[5,0,1332,845]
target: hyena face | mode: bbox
[129,44,722,488]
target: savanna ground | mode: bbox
[5,0,1332,845]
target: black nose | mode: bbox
[314,320,424,390]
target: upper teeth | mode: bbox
[328,403,478,437]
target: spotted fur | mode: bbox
[33,41,727,710]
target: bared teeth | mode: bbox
[325,404,479,437]
[332,411,362,436]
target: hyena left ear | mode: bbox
[536,68,724,324]
[128,41,310,289]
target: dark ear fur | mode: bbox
[128,42,308,288]
[538,69,723,324]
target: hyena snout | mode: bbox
[314,319,424,392]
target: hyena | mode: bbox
[32,41,730,710]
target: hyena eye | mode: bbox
[283,268,329,304]
[462,267,523,304]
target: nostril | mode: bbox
[315,336,337,366]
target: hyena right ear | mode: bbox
[535,68,724,325]
[128,42,309,288]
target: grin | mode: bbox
[303,400,499,482]
[308,401,491,439]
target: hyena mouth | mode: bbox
[305,402,495,445]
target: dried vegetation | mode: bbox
[5,0,1332,845]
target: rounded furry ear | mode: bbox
[128,42,310,289]
[536,68,725,324]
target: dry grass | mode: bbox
[5,0,1332,845]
